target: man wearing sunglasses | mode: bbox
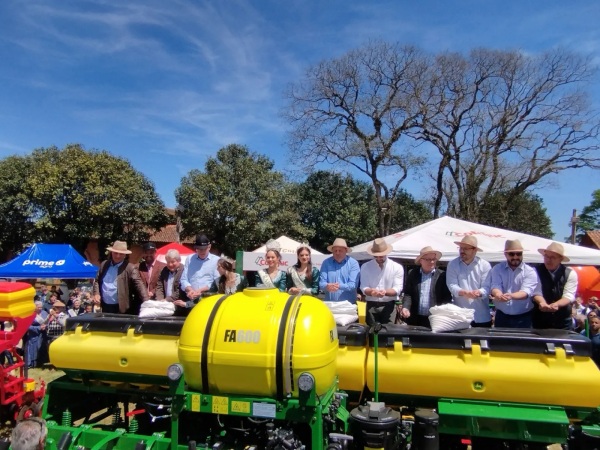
[11,417,46,450]
[489,240,538,328]
[531,242,578,330]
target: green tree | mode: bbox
[387,190,433,234]
[477,191,553,238]
[175,144,309,256]
[0,156,35,260]
[577,189,600,241]
[297,171,378,252]
[0,144,169,258]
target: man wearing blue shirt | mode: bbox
[490,239,538,328]
[181,234,220,304]
[319,238,360,303]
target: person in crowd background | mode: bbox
[402,246,452,328]
[49,285,64,301]
[446,236,492,327]
[212,258,248,294]
[532,242,578,330]
[11,417,47,450]
[24,300,48,368]
[489,240,538,328]
[319,238,360,303]
[586,315,600,368]
[181,234,220,301]
[68,298,85,317]
[37,285,48,305]
[138,242,166,300]
[287,245,320,295]
[46,300,68,343]
[256,241,287,291]
[92,240,148,314]
[360,238,403,325]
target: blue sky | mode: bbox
[0,1,599,241]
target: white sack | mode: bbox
[139,300,175,319]
[428,303,474,333]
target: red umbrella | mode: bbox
[156,242,195,264]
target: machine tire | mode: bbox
[17,405,33,421]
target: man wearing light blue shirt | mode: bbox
[181,234,220,302]
[446,235,492,327]
[490,239,538,328]
[319,238,360,303]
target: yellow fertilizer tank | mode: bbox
[366,325,600,408]
[179,289,338,398]
[49,314,182,377]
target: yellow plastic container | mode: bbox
[367,326,600,408]
[336,324,368,394]
[179,289,338,397]
[49,315,181,377]
[0,282,35,319]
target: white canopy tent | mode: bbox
[241,235,327,271]
[350,216,600,266]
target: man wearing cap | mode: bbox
[181,234,220,301]
[138,242,166,300]
[359,238,404,325]
[531,242,578,330]
[319,238,360,303]
[446,236,493,327]
[489,240,538,328]
[92,241,149,314]
[402,246,452,327]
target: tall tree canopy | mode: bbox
[284,41,427,236]
[285,41,600,230]
[0,144,169,258]
[417,48,600,221]
[175,144,309,257]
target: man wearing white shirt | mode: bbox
[446,235,492,327]
[360,238,404,325]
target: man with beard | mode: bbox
[138,242,166,300]
[489,240,538,328]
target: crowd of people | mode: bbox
[23,232,600,368]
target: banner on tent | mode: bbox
[242,252,327,271]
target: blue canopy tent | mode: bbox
[0,244,97,279]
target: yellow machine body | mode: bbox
[365,326,600,408]
[179,289,338,397]
[49,315,181,377]
[336,323,369,393]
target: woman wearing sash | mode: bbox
[255,248,287,292]
[287,246,320,295]
[211,258,248,294]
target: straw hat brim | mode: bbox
[454,241,482,252]
[415,250,443,264]
[106,246,132,255]
[327,244,353,253]
[538,248,570,262]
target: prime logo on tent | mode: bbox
[22,259,66,268]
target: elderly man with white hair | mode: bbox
[11,417,47,450]
[156,249,189,316]
[532,242,578,330]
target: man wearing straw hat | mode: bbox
[93,240,149,314]
[319,238,360,303]
[446,236,493,327]
[402,246,452,328]
[531,242,578,330]
[359,238,404,325]
[489,239,538,328]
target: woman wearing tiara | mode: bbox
[287,245,320,295]
[255,241,287,292]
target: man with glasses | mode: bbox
[489,240,538,328]
[181,234,220,302]
[402,246,451,327]
[446,236,492,327]
[531,242,578,330]
[359,238,403,325]
[11,417,46,450]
